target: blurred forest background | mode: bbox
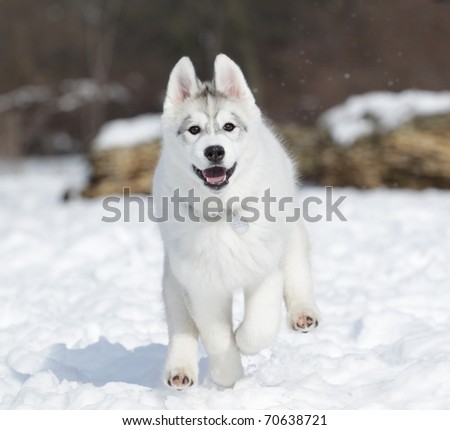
[1,0,450,158]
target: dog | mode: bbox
[152,54,320,389]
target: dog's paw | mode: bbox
[210,359,243,388]
[293,314,318,332]
[288,307,320,333]
[165,368,196,390]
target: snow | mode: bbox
[319,90,450,145]
[93,114,162,151]
[0,86,52,112]
[57,80,129,113]
[0,80,129,114]
[1,157,450,409]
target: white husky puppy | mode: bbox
[153,54,320,389]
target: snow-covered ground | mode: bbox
[319,90,450,145]
[1,157,449,409]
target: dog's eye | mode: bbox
[223,123,235,132]
[188,126,201,135]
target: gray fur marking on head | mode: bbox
[175,81,248,138]
[177,115,192,136]
[195,81,228,101]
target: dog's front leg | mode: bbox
[235,270,283,355]
[189,290,243,388]
[163,261,199,390]
[283,219,321,332]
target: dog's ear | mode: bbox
[164,57,198,112]
[214,54,255,103]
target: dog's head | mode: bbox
[162,54,261,191]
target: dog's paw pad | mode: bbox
[167,370,195,390]
[293,314,319,333]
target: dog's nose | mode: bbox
[204,145,225,163]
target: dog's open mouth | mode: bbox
[193,163,237,189]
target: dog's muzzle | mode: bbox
[193,163,237,190]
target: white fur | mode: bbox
[153,54,320,389]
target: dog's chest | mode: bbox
[167,219,284,291]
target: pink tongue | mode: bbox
[202,166,227,184]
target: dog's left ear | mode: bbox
[214,54,255,103]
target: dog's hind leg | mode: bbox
[283,219,321,333]
[189,290,243,388]
[163,259,199,390]
[235,270,283,355]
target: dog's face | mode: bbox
[162,54,261,191]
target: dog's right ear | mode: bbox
[164,57,198,112]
